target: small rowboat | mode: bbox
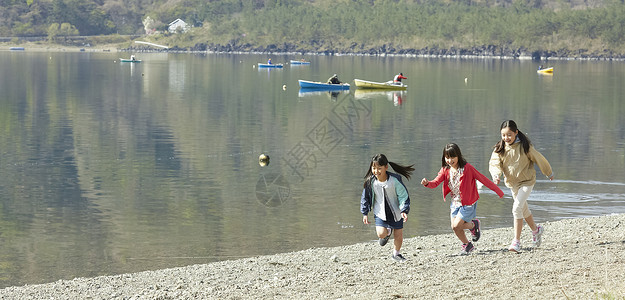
[120,58,141,63]
[353,79,407,90]
[258,63,283,68]
[537,67,553,74]
[298,80,350,90]
[290,60,310,65]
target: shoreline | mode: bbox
[120,48,625,62]
[4,42,625,61]
[1,213,624,299]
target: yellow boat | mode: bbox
[353,79,407,90]
[537,67,554,74]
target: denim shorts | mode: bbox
[450,202,477,222]
[374,215,404,229]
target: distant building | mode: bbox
[168,19,190,33]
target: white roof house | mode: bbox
[168,19,190,33]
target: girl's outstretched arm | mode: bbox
[422,168,446,189]
[469,164,504,198]
[527,146,554,180]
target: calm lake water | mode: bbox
[0,51,624,288]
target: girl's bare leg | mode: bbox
[393,228,403,251]
[376,226,390,239]
[525,214,538,232]
[452,216,472,244]
[514,218,523,240]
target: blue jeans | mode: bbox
[374,215,404,229]
[450,202,477,222]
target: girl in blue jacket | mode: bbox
[360,154,414,262]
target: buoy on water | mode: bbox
[259,154,270,167]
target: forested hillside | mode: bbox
[2,0,625,56]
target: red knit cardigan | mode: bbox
[425,163,504,205]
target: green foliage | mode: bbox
[60,22,79,35]
[12,21,38,36]
[3,0,625,54]
[47,23,60,39]
[47,22,79,41]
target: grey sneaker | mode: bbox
[459,242,475,255]
[379,228,392,246]
[532,225,544,247]
[470,219,481,242]
[392,253,406,262]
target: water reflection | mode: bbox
[353,90,406,106]
[298,88,349,100]
[168,59,187,93]
[0,53,624,288]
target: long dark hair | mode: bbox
[363,154,414,188]
[441,143,467,168]
[493,120,531,154]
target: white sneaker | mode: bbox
[532,225,544,247]
[508,239,521,253]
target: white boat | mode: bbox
[290,60,310,65]
[353,79,407,90]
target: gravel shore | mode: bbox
[1,214,624,299]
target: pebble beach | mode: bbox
[1,214,624,299]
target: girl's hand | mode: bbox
[549,175,554,181]
[401,212,408,222]
[420,178,429,186]
[492,176,500,185]
[362,215,369,224]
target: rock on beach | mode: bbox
[1,214,624,299]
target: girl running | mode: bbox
[489,120,554,252]
[361,154,414,262]
[422,143,504,255]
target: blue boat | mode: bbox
[298,80,350,90]
[120,58,142,63]
[258,63,283,68]
[9,47,25,51]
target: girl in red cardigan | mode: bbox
[421,143,504,255]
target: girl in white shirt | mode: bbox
[360,154,414,262]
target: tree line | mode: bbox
[2,0,625,54]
